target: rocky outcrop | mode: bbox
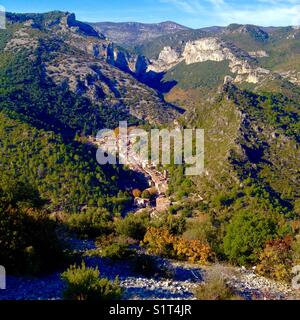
[248,50,269,58]
[279,70,300,86]
[4,11,180,125]
[5,12,107,55]
[286,27,300,40]
[4,26,39,53]
[45,53,179,124]
[106,43,140,73]
[105,44,152,78]
[147,37,271,84]
[147,46,183,73]
[62,13,104,38]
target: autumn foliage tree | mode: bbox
[132,189,142,198]
[142,227,213,264]
[256,236,293,282]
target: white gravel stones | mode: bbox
[1,238,298,300]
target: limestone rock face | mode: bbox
[183,38,233,63]
[182,38,270,83]
[106,44,146,74]
[146,37,271,84]
[279,70,300,86]
[148,46,183,73]
[248,50,269,58]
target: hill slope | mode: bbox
[1,12,180,128]
[90,21,190,46]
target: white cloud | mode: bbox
[218,4,300,26]
[160,0,200,14]
[160,0,300,26]
[208,0,225,8]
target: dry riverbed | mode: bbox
[0,237,298,300]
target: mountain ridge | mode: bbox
[90,20,190,46]
[2,11,180,126]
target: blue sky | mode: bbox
[1,0,300,28]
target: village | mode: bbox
[88,128,173,215]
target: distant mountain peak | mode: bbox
[225,24,269,41]
[89,20,190,46]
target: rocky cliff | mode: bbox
[147,37,270,84]
[4,12,180,124]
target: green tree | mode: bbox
[115,213,150,240]
[223,211,277,265]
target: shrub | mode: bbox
[195,272,242,300]
[96,233,135,247]
[61,262,122,300]
[67,208,113,238]
[143,227,213,264]
[115,212,150,241]
[174,238,213,264]
[132,189,142,198]
[183,215,217,246]
[151,212,187,235]
[223,211,278,265]
[292,235,300,264]
[143,227,176,258]
[0,204,63,274]
[89,234,136,260]
[256,237,293,282]
[99,243,135,260]
[166,214,187,235]
[141,190,151,199]
[106,191,133,215]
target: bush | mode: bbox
[115,212,150,241]
[141,190,151,199]
[292,235,300,264]
[183,215,217,246]
[61,262,122,300]
[174,238,213,264]
[256,237,293,282]
[143,227,213,264]
[89,234,136,260]
[106,191,133,215]
[143,227,176,258]
[214,193,235,208]
[195,272,242,300]
[223,211,278,265]
[99,243,135,260]
[151,212,187,235]
[67,208,113,238]
[132,189,142,198]
[96,233,135,247]
[166,214,187,235]
[0,203,63,274]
